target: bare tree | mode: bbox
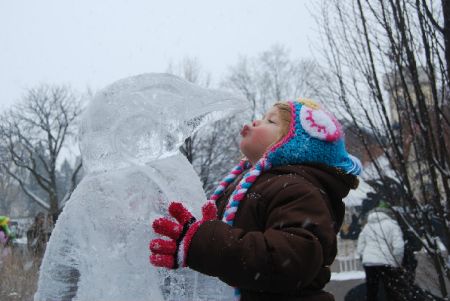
[191,116,243,195]
[317,0,449,297]
[0,160,21,215]
[0,85,82,219]
[197,45,327,193]
[223,44,326,120]
[168,49,327,195]
[166,56,212,88]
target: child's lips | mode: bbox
[240,124,250,137]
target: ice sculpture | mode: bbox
[35,73,246,301]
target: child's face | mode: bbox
[240,106,284,163]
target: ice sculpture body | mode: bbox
[35,73,245,301]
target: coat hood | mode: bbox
[269,163,358,199]
[267,163,357,229]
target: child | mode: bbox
[149,98,361,301]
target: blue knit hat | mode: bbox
[266,99,362,174]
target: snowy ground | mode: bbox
[331,271,365,281]
[327,251,450,299]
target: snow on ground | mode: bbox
[331,271,366,281]
[13,237,27,245]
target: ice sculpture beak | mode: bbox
[80,73,248,173]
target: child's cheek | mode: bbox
[240,135,257,153]
[251,128,269,145]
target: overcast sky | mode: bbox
[0,0,319,111]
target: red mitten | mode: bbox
[149,201,217,269]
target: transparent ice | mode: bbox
[35,73,246,301]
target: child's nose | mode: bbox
[252,120,259,127]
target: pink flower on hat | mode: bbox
[299,106,342,142]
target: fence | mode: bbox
[334,238,362,273]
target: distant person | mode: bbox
[0,216,14,260]
[347,214,362,240]
[340,213,362,240]
[27,212,51,257]
[45,214,55,239]
[357,202,405,301]
[0,216,14,240]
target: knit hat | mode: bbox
[210,98,362,225]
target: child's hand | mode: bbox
[149,201,217,269]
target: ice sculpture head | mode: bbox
[80,73,246,174]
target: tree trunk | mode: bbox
[443,0,450,83]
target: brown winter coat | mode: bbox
[187,164,358,301]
